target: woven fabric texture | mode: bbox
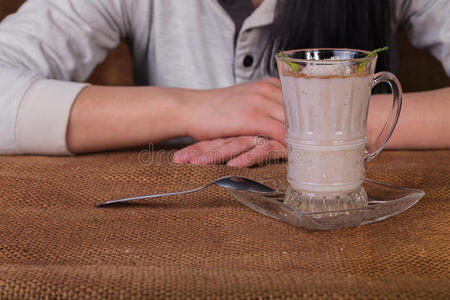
[0,149,449,299]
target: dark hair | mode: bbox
[265,0,391,76]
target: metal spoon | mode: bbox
[94,176,274,207]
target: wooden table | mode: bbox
[0,149,449,299]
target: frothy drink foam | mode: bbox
[280,64,372,195]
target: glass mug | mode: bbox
[275,48,402,213]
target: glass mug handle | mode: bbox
[364,72,403,163]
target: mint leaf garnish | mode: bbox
[358,46,389,73]
[279,51,300,72]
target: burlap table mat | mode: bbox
[0,149,449,299]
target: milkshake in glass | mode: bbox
[276,49,402,213]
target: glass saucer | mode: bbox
[227,176,424,230]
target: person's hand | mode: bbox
[172,135,287,167]
[183,77,286,145]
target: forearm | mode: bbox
[67,78,286,154]
[67,86,194,153]
[367,87,450,149]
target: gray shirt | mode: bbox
[0,0,448,155]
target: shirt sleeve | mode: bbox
[0,0,132,155]
[393,0,450,77]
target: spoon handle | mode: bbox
[94,185,208,207]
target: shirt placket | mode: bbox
[234,0,276,83]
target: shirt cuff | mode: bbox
[16,79,89,155]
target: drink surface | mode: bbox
[280,70,372,193]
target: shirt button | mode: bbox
[243,55,254,67]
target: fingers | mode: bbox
[173,136,287,168]
[227,139,287,167]
[172,136,256,165]
[263,77,282,89]
[261,99,285,123]
[244,89,284,124]
[192,136,256,164]
[256,79,283,104]
[246,79,285,136]
[256,117,286,145]
[172,138,227,163]
[172,136,287,167]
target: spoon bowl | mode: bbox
[212,176,274,193]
